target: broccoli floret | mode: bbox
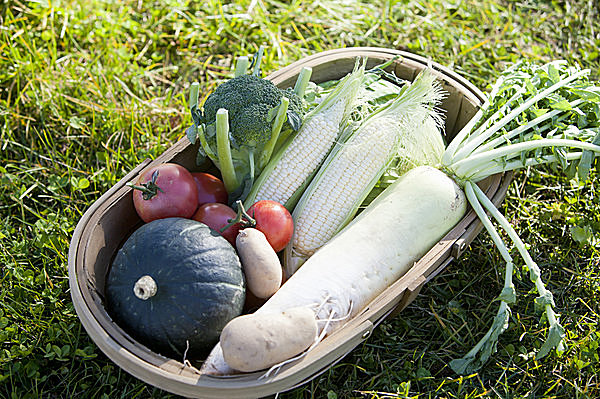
[283,87,305,117]
[202,75,304,149]
[229,102,274,148]
[188,56,312,203]
[203,75,282,129]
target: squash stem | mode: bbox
[134,275,158,300]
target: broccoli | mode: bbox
[202,74,292,149]
[188,52,313,203]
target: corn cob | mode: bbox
[284,69,446,276]
[243,59,367,210]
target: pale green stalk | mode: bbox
[449,87,526,162]
[258,96,290,170]
[441,75,505,165]
[449,182,515,374]
[471,183,565,357]
[469,100,584,156]
[441,61,597,373]
[451,138,600,179]
[216,109,239,193]
[234,56,250,77]
[447,68,590,164]
[469,152,583,182]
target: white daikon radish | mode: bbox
[200,60,600,376]
[200,165,467,375]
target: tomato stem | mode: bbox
[127,170,164,200]
[220,200,256,233]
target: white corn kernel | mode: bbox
[293,118,399,256]
[254,101,346,205]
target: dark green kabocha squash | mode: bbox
[106,217,245,358]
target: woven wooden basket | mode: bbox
[68,47,512,398]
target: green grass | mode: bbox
[1,0,599,397]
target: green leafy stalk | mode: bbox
[451,138,600,180]
[293,67,313,97]
[448,68,590,163]
[471,183,566,360]
[216,108,239,193]
[442,61,600,186]
[469,100,584,157]
[438,61,599,373]
[449,181,516,374]
[469,152,584,182]
[259,96,290,170]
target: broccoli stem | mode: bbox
[197,124,219,164]
[249,150,255,180]
[293,67,313,97]
[216,108,239,193]
[252,45,264,77]
[189,82,200,109]
[234,56,250,77]
[259,96,290,170]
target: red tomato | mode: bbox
[247,200,294,252]
[191,172,228,206]
[131,163,198,223]
[192,203,241,246]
